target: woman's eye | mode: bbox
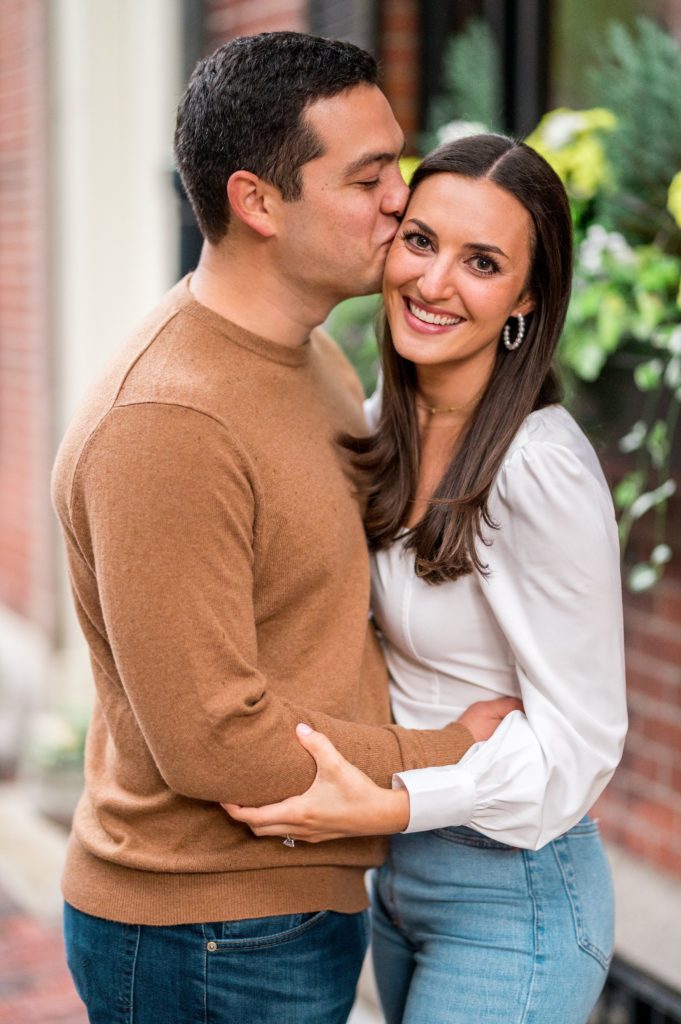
[357,178,379,188]
[403,231,432,251]
[470,255,499,274]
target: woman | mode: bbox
[226,134,628,1023]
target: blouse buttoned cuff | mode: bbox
[392,761,478,833]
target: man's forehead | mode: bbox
[303,84,403,158]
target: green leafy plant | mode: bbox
[562,233,681,591]
[589,17,681,252]
[326,294,382,395]
[524,107,617,232]
[527,19,681,590]
[422,18,502,151]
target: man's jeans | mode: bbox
[64,902,369,1024]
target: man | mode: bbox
[53,32,513,1024]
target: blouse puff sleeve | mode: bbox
[393,435,628,851]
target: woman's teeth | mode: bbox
[408,300,462,326]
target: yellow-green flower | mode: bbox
[525,107,616,199]
[399,156,421,186]
[667,170,681,228]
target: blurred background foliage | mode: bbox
[329,16,681,593]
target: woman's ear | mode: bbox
[513,292,535,318]
[226,171,278,238]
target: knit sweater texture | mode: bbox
[51,277,474,925]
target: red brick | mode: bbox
[637,714,681,751]
[619,832,681,876]
[379,0,420,147]
[620,747,664,784]
[670,764,681,794]
[382,11,418,33]
[627,630,681,674]
[206,0,305,47]
[632,798,681,834]
[0,893,87,1024]
[0,0,52,624]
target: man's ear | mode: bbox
[226,171,278,238]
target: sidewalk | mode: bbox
[0,783,86,1022]
[0,884,85,1024]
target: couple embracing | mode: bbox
[53,30,627,1024]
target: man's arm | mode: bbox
[66,402,474,806]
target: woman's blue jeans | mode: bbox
[63,903,368,1024]
[372,816,614,1024]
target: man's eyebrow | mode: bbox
[343,141,406,178]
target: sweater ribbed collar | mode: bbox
[178,275,311,368]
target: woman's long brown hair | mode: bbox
[343,134,574,584]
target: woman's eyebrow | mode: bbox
[405,217,436,235]
[404,220,510,260]
[462,241,509,259]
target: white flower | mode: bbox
[668,325,681,355]
[542,111,587,149]
[437,120,488,145]
[579,224,636,274]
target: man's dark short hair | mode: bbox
[174,31,379,244]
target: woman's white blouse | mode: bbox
[367,401,627,850]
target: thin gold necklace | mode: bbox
[416,386,485,416]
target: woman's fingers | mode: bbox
[222,796,305,828]
[249,822,303,837]
[222,725,384,843]
[295,723,346,773]
[223,811,339,843]
[222,726,347,832]
[222,802,253,821]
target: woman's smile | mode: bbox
[383,173,534,379]
[402,296,466,332]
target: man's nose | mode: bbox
[381,167,409,218]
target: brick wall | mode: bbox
[0,0,52,632]
[593,493,681,879]
[378,0,420,149]
[205,0,306,49]
[661,0,681,41]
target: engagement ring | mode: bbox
[283,835,296,848]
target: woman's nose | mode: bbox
[418,263,456,304]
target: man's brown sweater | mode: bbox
[51,278,473,925]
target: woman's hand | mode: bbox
[223,723,410,842]
[223,697,522,843]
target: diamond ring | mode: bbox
[283,835,296,848]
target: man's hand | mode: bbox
[458,696,523,742]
